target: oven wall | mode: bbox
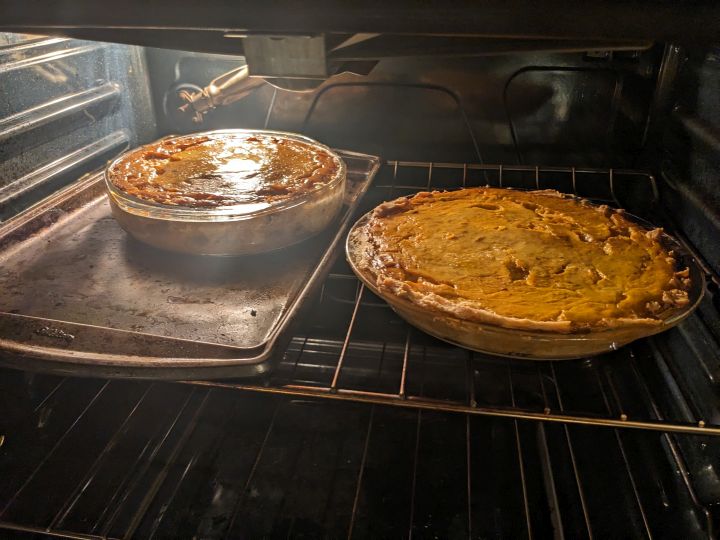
[146,46,660,168]
[654,46,720,276]
[0,34,156,221]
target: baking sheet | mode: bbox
[0,149,380,378]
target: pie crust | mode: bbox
[353,188,691,334]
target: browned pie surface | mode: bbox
[357,188,691,332]
[107,133,339,208]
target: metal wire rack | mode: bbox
[0,374,713,539]
[1,161,718,539]
[183,160,720,439]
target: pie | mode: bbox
[105,131,346,256]
[353,188,691,333]
[107,132,340,208]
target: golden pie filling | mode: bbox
[107,132,340,208]
[360,188,691,332]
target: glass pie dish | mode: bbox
[346,209,705,360]
[105,129,346,256]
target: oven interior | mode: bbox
[0,27,719,539]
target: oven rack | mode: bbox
[0,373,714,538]
[1,161,718,539]
[188,160,720,438]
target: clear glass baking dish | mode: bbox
[347,209,705,360]
[105,129,346,256]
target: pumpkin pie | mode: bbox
[107,132,340,208]
[353,188,691,333]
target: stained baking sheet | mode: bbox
[0,149,380,379]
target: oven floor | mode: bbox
[0,368,714,539]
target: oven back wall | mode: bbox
[147,47,658,167]
[0,33,156,221]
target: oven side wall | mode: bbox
[0,34,156,221]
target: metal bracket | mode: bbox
[243,34,327,79]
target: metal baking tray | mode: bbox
[0,148,380,379]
